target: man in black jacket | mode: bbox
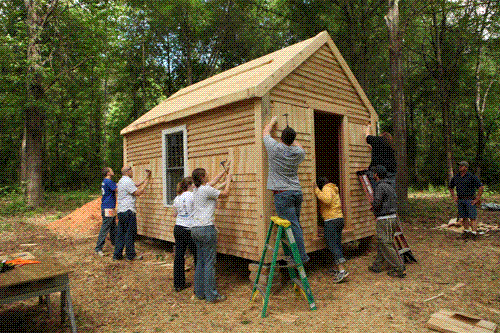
[368,165,406,278]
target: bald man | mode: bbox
[113,166,151,261]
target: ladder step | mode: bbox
[292,278,303,290]
[254,284,266,296]
[265,244,275,253]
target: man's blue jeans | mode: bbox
[273,190,310,263]
[191,225,218,301]
[324,218,346,265]
[113,210,137,260]
[95,210,116,252]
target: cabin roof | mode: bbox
[121,31,376,135]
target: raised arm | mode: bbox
[133,170,151,197]
[263,116,278,138]
[218,173,232,198]
[208,161,231,187]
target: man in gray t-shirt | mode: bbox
[263,116,309,263]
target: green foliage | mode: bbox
[0,0,500,197]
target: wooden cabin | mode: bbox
[121,31,378,261]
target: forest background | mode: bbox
[1,0,500,207]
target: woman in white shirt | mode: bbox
[172,177,197,292]
[191,164,231,303]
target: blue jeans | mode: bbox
[191,225,218,301]
[324,218,346,265]
[95,210,116,252]
[273,190,310,263]
[457,199,477,219]
[113,210,137,260]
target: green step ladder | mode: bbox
[250,216,317,318]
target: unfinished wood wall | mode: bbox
[269,44,374,248]
[124,100,259,260]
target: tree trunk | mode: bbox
[385,0,408,210]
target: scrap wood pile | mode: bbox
[436,218,499,234]
[47,198,102,238]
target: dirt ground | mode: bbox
[1,194,500,333]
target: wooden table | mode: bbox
[0,255,77,333]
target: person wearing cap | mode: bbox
[368,165,406,278]
[448,161,484,239]
[263,116,309,264]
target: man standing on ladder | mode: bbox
[368,165,406,278]
[263,116,309,264]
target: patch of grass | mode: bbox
[0,220,12,232]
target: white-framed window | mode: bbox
[162,125,188,206]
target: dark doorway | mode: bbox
[314,111,343,236]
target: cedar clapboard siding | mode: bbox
[269,44,374,248]
[188,100,259,259]
[124,100,260,260]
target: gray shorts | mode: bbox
[457,199,477,219]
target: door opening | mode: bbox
[314,111,343,237]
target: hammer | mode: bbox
[220,160,229,174]
[283,113,289,127]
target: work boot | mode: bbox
[387,269,406,278]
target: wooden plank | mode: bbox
[285,71,365,105]
[123,136,128,166]
[273,82,367,113]
[270,87,368,117]
[188,113,254,135]
[426,309,497,333]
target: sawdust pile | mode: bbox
[47,198,102,238]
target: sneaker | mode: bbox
[96,250,105,257]
[334,270,349,283]
[206,294,227,304]
[175,282,192,292]
[369,265,384,273]
[387,269,406,278]
[191,295,205,301]
[125,254,143,262]
[112,256,123,261]
[327,269,340,276]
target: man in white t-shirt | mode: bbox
[113,165,151,261]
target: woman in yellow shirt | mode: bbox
[314,177,349,283]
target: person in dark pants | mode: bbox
[368,165,406,278]
[263,116,309,264]
[95,167,117,256]
[448,161,484,239]
[314,176,348,283]
[172,177,197,292]
[366,128,396,189]
[113,166,151,261]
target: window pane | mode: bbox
[164,129,186,205]
[166,132,183,168]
